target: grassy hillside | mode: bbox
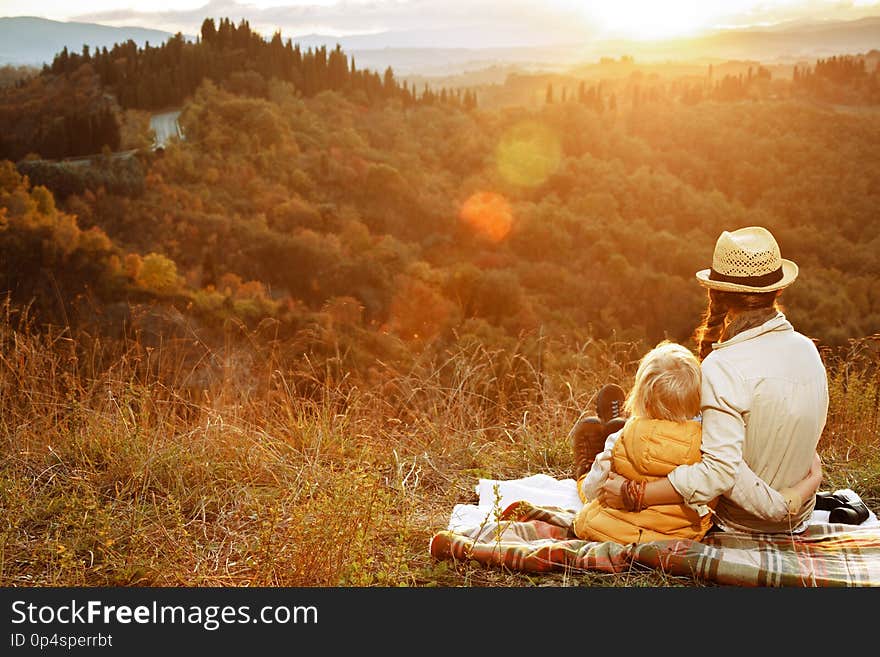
[0,308,876,586]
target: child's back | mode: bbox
[572,417,713,543]
[571,341,714,544]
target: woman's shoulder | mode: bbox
[699,348,747,382]
[701,326,827,387]
[789,328,824,353]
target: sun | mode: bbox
[582,1,726,41]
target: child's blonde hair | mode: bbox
[624,341,701,422]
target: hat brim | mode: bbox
[695,259,798,293]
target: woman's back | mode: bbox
[702,313,829,532]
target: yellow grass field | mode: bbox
[2,304,877,587]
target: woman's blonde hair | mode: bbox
[624,341,702,422]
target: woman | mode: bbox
[598,226,828,534]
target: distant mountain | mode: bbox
[280,26,582,75]
[346,47,578,77]
[2,13,878,76]
[678,15,880,61]
[0,17,180,66]
[288,16,880,75]
[288,24,574,51]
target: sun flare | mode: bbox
[460,192,514,243]
[582,1,729,40]
[495,122,562,188]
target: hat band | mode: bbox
[709,266,783,288]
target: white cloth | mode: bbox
[447,475,879,534]
[448,474,582,532]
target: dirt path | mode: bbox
[20,109,184,166]
[150,110,183,149]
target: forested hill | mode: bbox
[46,17,477,111]
[0,17,476,161]
[0,17,878,381]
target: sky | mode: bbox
[2,0,880,45]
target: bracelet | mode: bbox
[620,480,633,511]
[633,480,644,512]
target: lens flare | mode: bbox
[459,192,513,243]
[495,121,562,187]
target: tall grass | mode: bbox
[820,335,880,511]
[1,304,877,587]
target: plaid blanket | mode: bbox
[430,501,880,587]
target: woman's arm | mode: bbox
[726,454,822,521]
[602,451,825,515]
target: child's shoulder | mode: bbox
[628,416,701,428]
[627,416,702,440]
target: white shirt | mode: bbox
[667,312,829,533]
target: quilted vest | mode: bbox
[572,417,714,544]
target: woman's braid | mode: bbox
[694,290,729,361]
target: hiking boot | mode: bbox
[570,416,606,480]
[596,383,626,426]
[603,417,627,438]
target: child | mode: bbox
[572,341,712,544]
[572,341,824,544]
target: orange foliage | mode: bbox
[388,276,457,341]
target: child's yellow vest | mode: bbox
[573,417,714,544]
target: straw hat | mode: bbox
[695,226,798,293]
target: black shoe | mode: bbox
[815,491,840,511]
[816,490,870,525]
[596,383,626,426]
[829,505,869,525]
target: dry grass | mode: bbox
[1,304,877,587]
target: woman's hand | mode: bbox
[797,452,823,500]
[780,452,824,515]
[600,472,627,509]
